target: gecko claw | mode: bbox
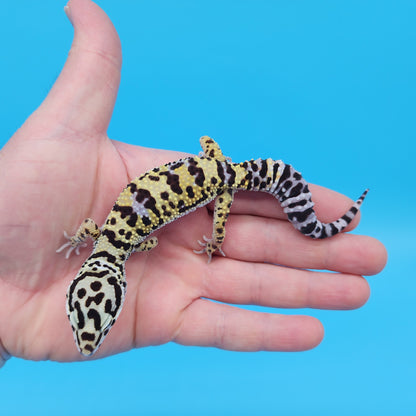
[193,235,225,263]
[56,231,88,259]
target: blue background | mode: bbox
[0,1,414,415]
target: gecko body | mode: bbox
[57,136,368,356]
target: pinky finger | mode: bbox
[175,299,324,352]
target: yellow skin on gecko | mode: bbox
[57,136,368,356]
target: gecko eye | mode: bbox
[66,273,126,356]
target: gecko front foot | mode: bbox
[56,231,88,259]
[56,218,101,259]
[193,235,225,263]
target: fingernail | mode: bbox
[64,4,73,25]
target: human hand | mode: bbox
[0,0,387,364]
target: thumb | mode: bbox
[26,0,122,139]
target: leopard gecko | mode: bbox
[57,136,368,356]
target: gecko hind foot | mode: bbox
[193,235,225,263]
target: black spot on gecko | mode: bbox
[170,161,184,170]
[330,223,339,236]
[216,160,225,183]
[142,216,152,226]
[259,159,268,178]
[143,196,161,217]
[107,276,123,316]
[127,213,138,227]
[287,199,308,209]
[288,182,303,198]
[127,182,137,193]
[81,331,96,341]
[349,206,358,215]
[90,281,102,291]
[102,263,118,274]
[242,170,253,190]
[79,270,109,279]
[74,301,85,329]
[159,171,183,194]
[186,186,195,198]
[279,164,292,184]
[318,225,327,238]
[87,309,102,331]
[136,188,152,203]
[160,191,170,200]
[86,292,105,307]
[250,161,259,172]
[83,344,94,353]
[225,163,236,186]
[300,221,317,235]
[188,160,205,187]
[113,204,134,219]
[105,299,112,314]
[102,229,131,251]
[272,162,280,183]
[77,288,87,298]
[287,207,314,223]
[282,180,293,193]
[89,251,116,264]
[178,190,210,214]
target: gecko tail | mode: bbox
[273,163,368,239]
[300,189,368,239]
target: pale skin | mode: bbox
[0,0,387,365]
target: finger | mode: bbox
[229,184,366,234]
[218,215,386,275]
[32,0,122,136]
[175,299,324,352]
[200,260,370,310]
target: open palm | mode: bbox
[0,0,386,364]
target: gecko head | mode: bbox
[66,262,127,357]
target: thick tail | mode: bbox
[272,163,368,239]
